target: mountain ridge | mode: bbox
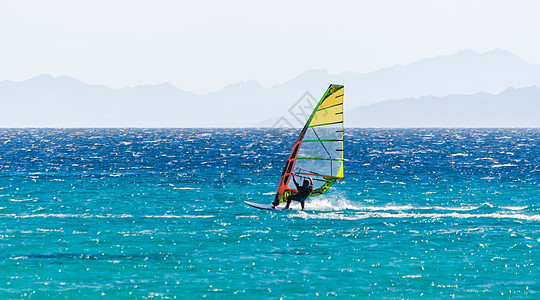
[1,49,540,127]
[347,85,540,128]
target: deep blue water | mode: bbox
[0,128,539,298]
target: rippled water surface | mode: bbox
[0,128,539,298]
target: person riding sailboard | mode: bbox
[268,84,345,211]
[244,84,344,211]
[273,174,313,210]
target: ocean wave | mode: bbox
[8,198,36,202]
[8,253,169,261]
[290,211,540,221]
[0,213,214,219]
[303,199,533,214]
[143,214,214,219]
[492,163,517,168]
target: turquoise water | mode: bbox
[0,128,538,298]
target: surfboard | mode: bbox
[244,201,286,211]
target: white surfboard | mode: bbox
[244,201,286,211]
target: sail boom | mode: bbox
[303,139,343,143]
[297,157,343,162]
[294,172,340,179]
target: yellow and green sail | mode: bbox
[274,84,344,203]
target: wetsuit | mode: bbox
[285,176,313,210]
[287,184,312,201]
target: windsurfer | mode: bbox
[280,175,313,210]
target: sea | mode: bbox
[0,128,538,299]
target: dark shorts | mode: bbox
[287,193,306,202]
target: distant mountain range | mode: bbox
[1,49,540,127]
[347,86,540,127]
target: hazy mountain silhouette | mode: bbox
[347,86,540,127]
[0,74,200,127]
[1,49,540,127]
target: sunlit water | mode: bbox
[0,128,538,298]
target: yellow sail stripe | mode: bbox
[318,88,343,110]
[309,105,343,127]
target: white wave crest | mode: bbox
[492,163,517,168]
[285,198,540,221]
[143,214,214,219]
[303,199,530,213]
[289,211,540,221]
[0,213,214,219]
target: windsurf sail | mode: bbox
[274,84,344,204]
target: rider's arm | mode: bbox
[292,174,300,189]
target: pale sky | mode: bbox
[1,0,540,94]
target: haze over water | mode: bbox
[0,128,538,298]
